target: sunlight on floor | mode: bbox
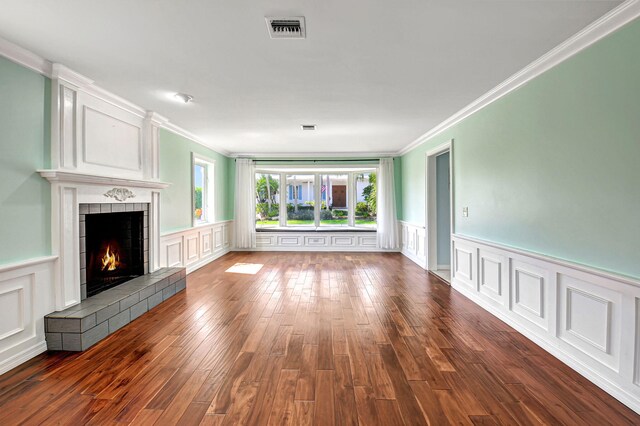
[225,263,264,274]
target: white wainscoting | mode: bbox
[160,221,233,273]
[451,234,640,413]
[0,256,57,375]
[400,221,427,268]
[251,231,388,252]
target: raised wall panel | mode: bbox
[165,239,183,267]
[278,236,302,246]
[60,86,77,169]
[83,107,142,172]
[558,274,621,372]
[214,228,223,250]
[400,222,427,269]
[201,229,213,257]
[331,236,355,246]
[305,236,328,246]
[256,235,275,247]
[0,258,54,375]
[453,243,474,288]
[185,234,199,265]
[0,285,25,341]
[158,222,233,272]
[511,262,547,330]
[479,250,504,304]
[449,234,640,413]
[222,224,230,247]
[359,235,378,248]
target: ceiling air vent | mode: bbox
[301,124,316,131]
[266,16,306,39]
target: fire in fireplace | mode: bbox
[85,211,144,297]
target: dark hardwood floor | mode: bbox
[0,252,637,425]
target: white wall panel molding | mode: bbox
[400,221,427,268]
[451,234,640,414]
[478,249,507,306]
[511,260,549,331]
[251,230,396,252]
[160,221,233,274]
[0,257,55,375]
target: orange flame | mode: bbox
[101,245,120,271]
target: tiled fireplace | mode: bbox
[79,203,149,299]
[34,66,190,352]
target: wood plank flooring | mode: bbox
[0,252,637,425]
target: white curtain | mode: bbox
[235,158,256,249]
[377,157,399,249]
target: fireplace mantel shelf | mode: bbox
[38,170,170,189]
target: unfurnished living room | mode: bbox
[0,1,639,425]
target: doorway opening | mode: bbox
[426,141,453,283]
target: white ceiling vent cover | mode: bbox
[265,16,306,39]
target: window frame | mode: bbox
[191,153,216,226]
[255,165,378,230]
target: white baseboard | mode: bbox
[186,247,231,274]
[450,234,640,414]
[401,248,427,269]
[0,341,48,376]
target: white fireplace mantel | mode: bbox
[38,169,170,189]
[43,64,170,311]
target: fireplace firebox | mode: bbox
[85,211,144,297]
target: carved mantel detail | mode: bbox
[104,187,136,202]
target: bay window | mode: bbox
[254,166,377,230]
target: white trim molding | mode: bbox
[398,0,640,156]
[0,256,56,375]
[399,221,427,268]
[250,230,389,252]
[0,37,229,160]
[160,221,233,274]
[450,233,640,414]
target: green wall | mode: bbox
[401,18,640,279]
[0,56,51,264]
[159,129,234,233]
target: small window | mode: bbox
[193,154,215,225]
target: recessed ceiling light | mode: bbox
[301,124,316,131]
[174,93,194,104]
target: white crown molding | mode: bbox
[228,151,396,159]
[146,111,169,125]
[161,122,231,156]
[0,35,230,158]
[38,169,170,189]
[1,2,638,160]
[51,63,93,89]
[0,36,51,75]
[397,0,640,156]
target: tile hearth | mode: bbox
[45,267,186,351]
